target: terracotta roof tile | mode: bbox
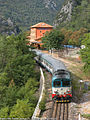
[31,22,53,28]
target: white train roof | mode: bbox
[34,50,67,72]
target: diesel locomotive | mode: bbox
[34,50,72,102]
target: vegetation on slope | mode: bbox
[67,0,90,31]
[55,0,90,31]
[0,33,40,118]
[0,15,21,35]
[0,0,64,30]
[80,33,90,77]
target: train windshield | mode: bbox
[53,81,61,87]
[62,80,70,87]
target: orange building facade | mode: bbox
[28,22,53,48]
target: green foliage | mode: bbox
[0,35,17,70]
[17,78,39,103]
[2,86,18,107]
[81,114,90,119]
[5,54,36,86]
[80,33,90,75]
[9,99,34,118]
[14,33,30,55]
[16,78,39,101]
[0,72,8,86]
[39,94,47,111]
[42,30,64,50]
[0,72,8,108]
[0,33,37,86]
[69,1,90,31]
[0,33,40,118]
[0,0,64,30]
[60,27,88,46]
[56,0,90,31]
[0,15,20,35]
[0,107,9,118]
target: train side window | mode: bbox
[62,81,70,87]
[53,81,61,87]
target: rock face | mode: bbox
[44,0,57,10]
[0,16,21,35]
[54,0,76,27]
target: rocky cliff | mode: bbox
[54,0,90,30]
[54,0,76,27]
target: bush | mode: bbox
[82,114,90,119]
[80,33,90,77]
[39,94,46,111]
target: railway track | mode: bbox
[51,102,69,120]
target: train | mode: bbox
[34,50,72,102]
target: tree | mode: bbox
[9,99,34,118]
[68,28,88,46]
[61,28,72,45]
[0,35,17,71]
[17,78,39,103]
[3,86,18,107]
[0,72,8,108]
[5,54,36,86]
[0,33,32,72]
[24,78,39,103]
[0,107,9,118]
[14,33,30,55]
[80,33,90,75]
[1,32,36,86]
[0,33,40,118]
[42,30,64,50]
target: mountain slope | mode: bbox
[0,0,64,30]
[0,15,20,35]
[54,0,90,31]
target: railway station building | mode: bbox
[27,22,53,48]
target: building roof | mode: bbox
[31,22,53,28]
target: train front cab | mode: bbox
[52,77,72,103]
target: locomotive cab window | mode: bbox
[62,80,70,87]
[53,81,61,87]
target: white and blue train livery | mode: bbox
[34,50,72,102]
